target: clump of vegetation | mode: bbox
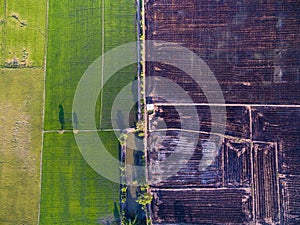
[122,216,138,225]
[11,13,27,27]
[4,50,28,68]
[118,133,128,145]
[12,13,19,20]
[136,184,153,210]
[121,185,127,203]
[4,57,25,68]
[21,49,29,64]
[135,119,145,137]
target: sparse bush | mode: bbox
[136,184,153,210]
[136,120,145,132]
[121,186,127,193]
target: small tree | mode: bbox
[136,192,153,210]
[135,120,145,137]
[118,133,128,145]
[136,120,145,132]
[136,185,153,210]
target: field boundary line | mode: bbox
[1,0,7,65]
[37,0,49,224]
[99,0,105,128]
[151,187,251,191]
[275,142,281,222]
[154,103,300,108]
[0,66,45,69]
[0,66,45,70]
[43,129,121,133]
[249,106,256,223]
[136,0,142,121]
[149,128,274,145]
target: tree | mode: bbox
[135,120,145,137]
[136,120,145,132]
[118,133,128,145]
[136,185,153,210]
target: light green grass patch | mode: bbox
[1,0,46,67]
[100,0,137,129]
[44,0,103,130]
[0,68,44,225]
[40,132,120,225]
[44,0,137,131]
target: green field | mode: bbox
[0,0,47,67]
[40,132,120,225]
[44,0,102,130]
[41,0,138,224]
[0,68,44,224]
[44,0,137,130]
[100,0,137,129]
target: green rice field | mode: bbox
[40,0,137,224]
[39,132,120,224]
[44,0,137,130]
